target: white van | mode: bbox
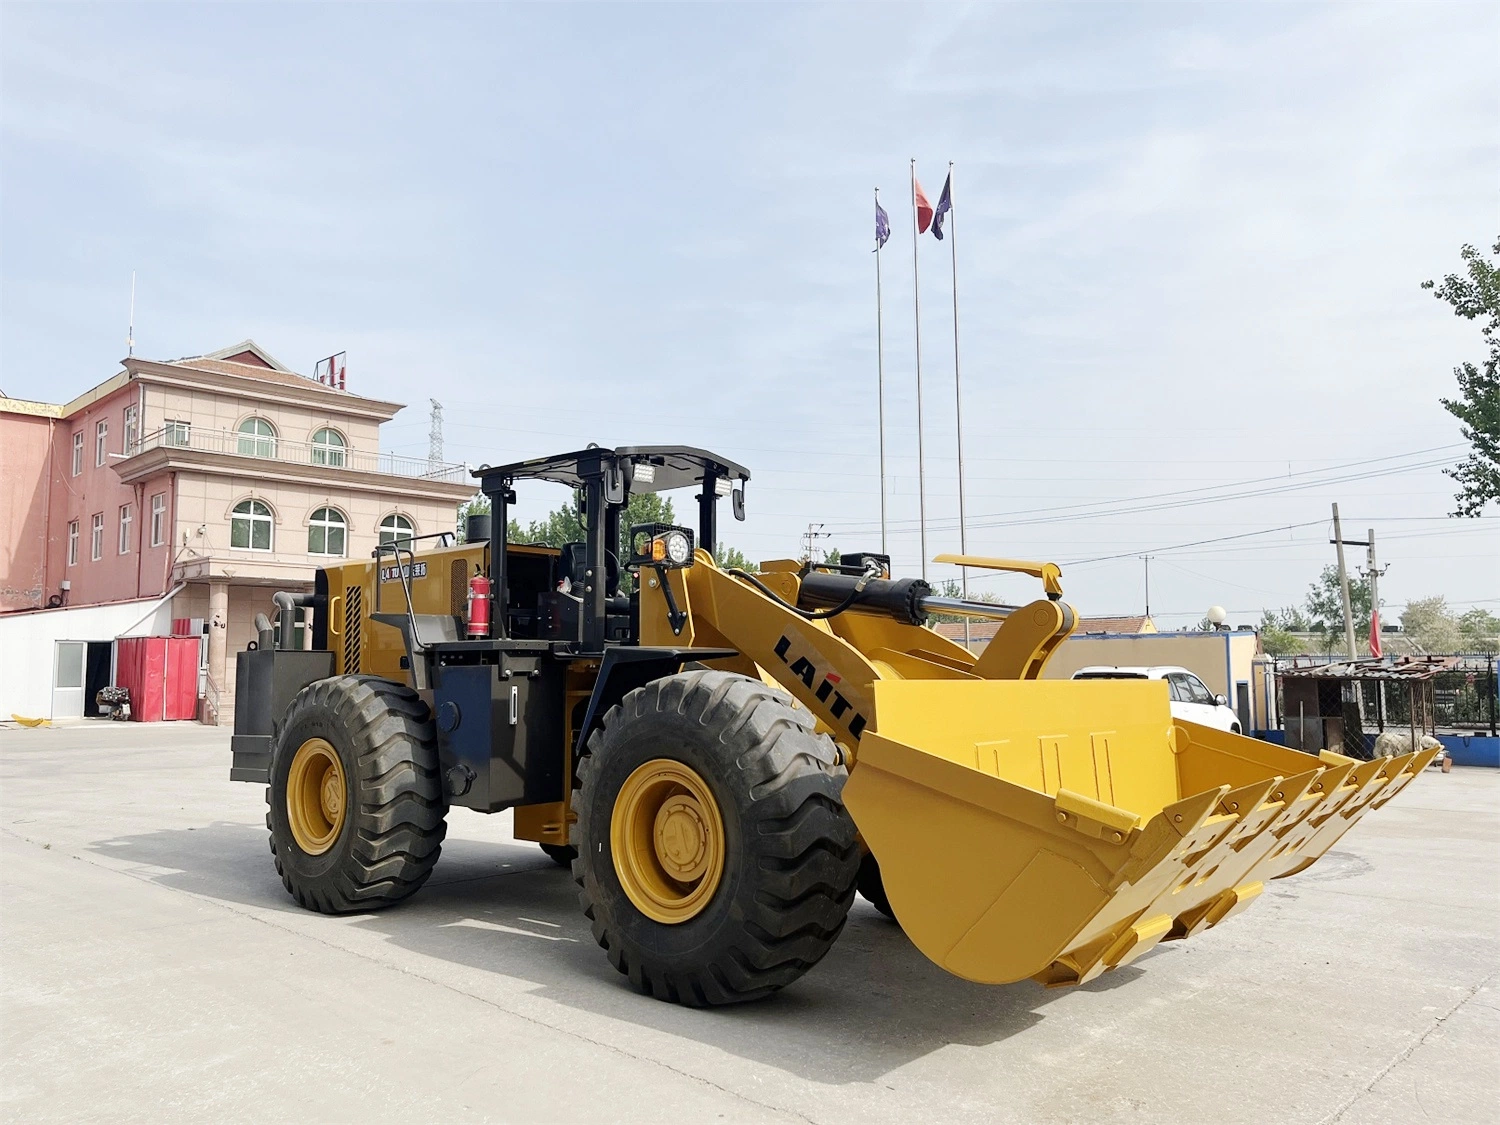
[1071,665,1242,733]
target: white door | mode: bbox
[52,641,86,720]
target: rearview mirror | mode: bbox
[732,485,745,522]
[1214,694,1228,707]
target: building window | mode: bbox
[310,428,346,467]
[236,417,277,458]
[71,432,83,476]
[118,504,132,554]
[378,513,415,546]
[90,513,104,561]
[307,507,347,556]
[95,420,108,466]
[230,499,274,551]
[150,493,166,547]
[123,405,139,454]
[165,419,191,447]
[67,521,79,566]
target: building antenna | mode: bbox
[428,399,444,468]
[127,271,136,356]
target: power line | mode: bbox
[822,445,1464,534]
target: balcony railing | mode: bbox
[126,426,470,484]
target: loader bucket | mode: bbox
[841,680,1437,988]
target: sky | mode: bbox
[2,2,1497,627]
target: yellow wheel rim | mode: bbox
[611,759,726,924]
[286,738,347,855]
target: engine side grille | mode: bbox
[451,559,468,619]
[343,585,363,673]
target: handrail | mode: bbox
[373,541,425,651]
[123,425,469,483]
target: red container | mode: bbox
[114,636,200,721]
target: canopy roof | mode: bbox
[475,445,750,496]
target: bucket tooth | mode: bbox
[1368,748,1440,810]
[1112,786,1227,891]
[1269,757,1395,879]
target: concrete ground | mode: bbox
[1,722,1495,1125]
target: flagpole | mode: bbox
[910,159,928,581]
[875,187,888,555]
[948,161,969,649]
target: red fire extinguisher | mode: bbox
[466,570,492,638]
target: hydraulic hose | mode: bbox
[726,569,870,621]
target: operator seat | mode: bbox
[559,543,629,614]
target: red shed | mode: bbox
[114,636,200,721]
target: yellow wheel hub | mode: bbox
[612,759,726,924]
[286,738,347,855]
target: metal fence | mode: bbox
[128,426,470,484]
[1274,654,1498,735]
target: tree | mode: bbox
[1423,238,1500,515]
[456,492,490,542]
[1401,596,1462,653]
[714,544,756,572]
[1262,605,1311,632]
[1257,610,1304,657]
[924,578,1000,623]
[1303,564,1373,642]
[501,491,676,551]
[1459,607,1500,651]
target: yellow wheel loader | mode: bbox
[229,445,1436,1005]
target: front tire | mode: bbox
[268,676,446,913]
[574,670,860,1006]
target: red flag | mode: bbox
[1369,608,1382,658]
[913,177,934,233]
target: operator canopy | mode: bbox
[474,445,750,497]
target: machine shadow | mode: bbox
[85,821,1156,1084]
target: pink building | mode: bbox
[0,341,475,723]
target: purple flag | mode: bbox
[931,171,953,239]
[875,199,890,250]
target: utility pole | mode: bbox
[801,522,829,564]
[1330,503,1363,660]
[1332,501,1374,660]
[1142,555,1153,620]
[1362,528,1389,654]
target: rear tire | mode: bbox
[574,670,860,1006]
[268,676,446,913]
[540,843,577,867]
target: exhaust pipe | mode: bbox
[271,591,315,650]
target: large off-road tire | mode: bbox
[267,676,446,913]
[540,843,578,868]
[574,669,860,1006]
[856,852,896,920]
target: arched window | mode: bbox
[237,417,277,458]
[307,507,347,556]
[378,513,415,546]
[310,428,346,467]
[230,500,274,551]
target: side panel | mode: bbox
[321,541,559,679]
[228,648,336,782]
[432,655,567,812]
